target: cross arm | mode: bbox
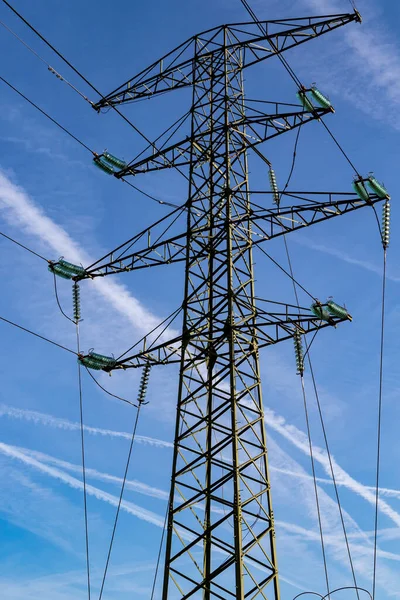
[93,13,359,108]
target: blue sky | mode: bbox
[0,0,399,598]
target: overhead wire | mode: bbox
[84,368,137,408]
[0,313,77,354]
[238,2,364,594]
[0,0,192,186]
[0,229,49,262]
[0,74,176,208]
[75,317,92,600]
[372,247,387,600]
[150,500,170,599]
[0,17,93,104]
[97,400,145,600]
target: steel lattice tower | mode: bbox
[74,9,389,599]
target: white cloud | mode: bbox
[0,171,176,335]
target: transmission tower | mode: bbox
[71,10,389,600]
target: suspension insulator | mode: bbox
[326,300,352,322]
[296,90,315,112]
[311,302,332,322]
[72,282,81,322]
[293,327,304,376]
[382,200,390,249]
[352,178,370,202]
[367,175,390,200]
[102,152,127,170]
[48,259,85,279]
[78,351,116,370]
[137,363,151,405]
[268,168,280,205]
[93,156,115,175]
[310,86,332,110]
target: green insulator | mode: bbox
[382,200,390,248]
[293,328,304,376]
[311,302,332,322]
[103,152,127,170]
[137,363,151,404]
[268,168,280,205]
[72,282,81,322]
[296,90,315,112]
[367,176,389,199]
[88,351,116,367]
[326,300,352,321]
[78,356,104,370]
[310,87,332,109]
[352,179,370,202]
[48,263,73,280]
[59,259,85,276]
[93,157,115,175]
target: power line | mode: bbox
[0,0,191,186]
[0,74,93,153]
[0,74,175,207]
[0,17,93,104]
[84,368,137,408]
[98,403,144,600]
[0,229,49,262]
[300,375,331,599]
[0,314,77,354]
[372,248,387,600]
[76,323,92,600]
[238,0,361,177]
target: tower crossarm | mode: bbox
[93,12,359,109]
[99,304,347,371]
[77,191,385,279]
[248,191,385,243]
[111,105,331,178]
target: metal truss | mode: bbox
[83,10,377,600]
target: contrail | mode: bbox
[0,442,165,527]
[0,171,179,337]
[264,407,400,527]
[0,404,173,448]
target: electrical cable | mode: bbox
[84,367,137,408]
[238,0,361,177]
[150,500,170,600]
[0,0,191,186]
[0,229,49,262]
[0,75,93,153]
[300,375,330,599]
[0,313,77,354]
[372,248,387,600]
[0,17,93,104]
[306,352,361,600]
[53,273,75,324]
[0,74,173,208]
[256,244,317,302]
[97,402,144,600]
[76,322,92,600]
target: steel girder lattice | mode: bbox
[76,11,383,600]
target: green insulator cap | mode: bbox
[296,91,315,112]
[352,180,370,202]
[59,259,85,276]
[311,303,331,322]
[88,352,116,367]
[49,263,75,280]
[103,152,127,170]
[326,300,351,321]
[93,157,115,175]
[310,87,332,109]
[79,356,104,370]
[367,176,390,199]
